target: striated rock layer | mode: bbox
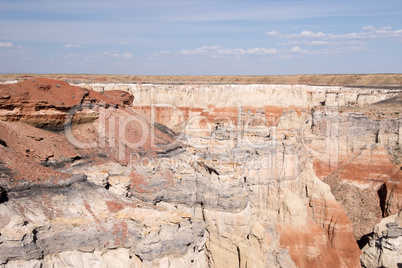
[82,82,401,239]
[0,79,200,267]
[0,77,401,267]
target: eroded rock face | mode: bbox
[0,180,206,267]
[0,79,206,268]
[97,82,399,244]
[361,212,402,268]
[309,106,402,240]
[123,125,362,267]
[0,78,401,267]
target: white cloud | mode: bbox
[64,44,81,48]
[265,31,280,37]
[178,45,277,56]
[362,26,375,31]
[153,39,367,62]
[309,41,330,46]
[149,50,173,59]
[291,46,302,52]
[275,40,369,59]
[217,48,245,55]
[265,26,395,58]
[101,51,133,59]
[0,45,33,58]
[265,26,402,40]
[245,47,278,55]
[217,47,277,55]
[179,45,221,55]
[63,53,80,59]
[62,51,134,62]
[121,52,133,59]
[153,50,171,56]
[278,40,364,47]
[298,30,327,38]
[0,42,13,48]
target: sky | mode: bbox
[0,0,402,75]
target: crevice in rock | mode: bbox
[153,195,164,205]
[0,139,7,147]
[201,162,219,176]
[0,187,8,203]
[377,183,388,217]
[40,155,83,169]
[237,245,241,268]
[357,232,373,249]
[201,205,206,222]
[32,229,38,244]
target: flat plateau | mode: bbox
[1,73,402,88]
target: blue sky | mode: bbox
[1,0,402,75]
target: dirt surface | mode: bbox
[1,73,402,88]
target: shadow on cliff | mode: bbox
[357,232,373,249]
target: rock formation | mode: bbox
[0,76,401,267]
[361,211,402,267]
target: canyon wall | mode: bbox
[79,82,402,261]
[79,83,402,239]
[0,79,400,267]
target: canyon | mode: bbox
[0,74,401,267]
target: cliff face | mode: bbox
[82,82,401,237]
[0,78,400,267]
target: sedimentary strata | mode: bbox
[0,76,401,267]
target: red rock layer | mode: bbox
[132,105,302,130]
[308,199,361,267]
[313,145,401,221]
[278,215,361,268]
[313,146,399,186]
[0,78,134,129]
[0,121,79,163]
[278,223,343,268]
[383,168,402,216]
